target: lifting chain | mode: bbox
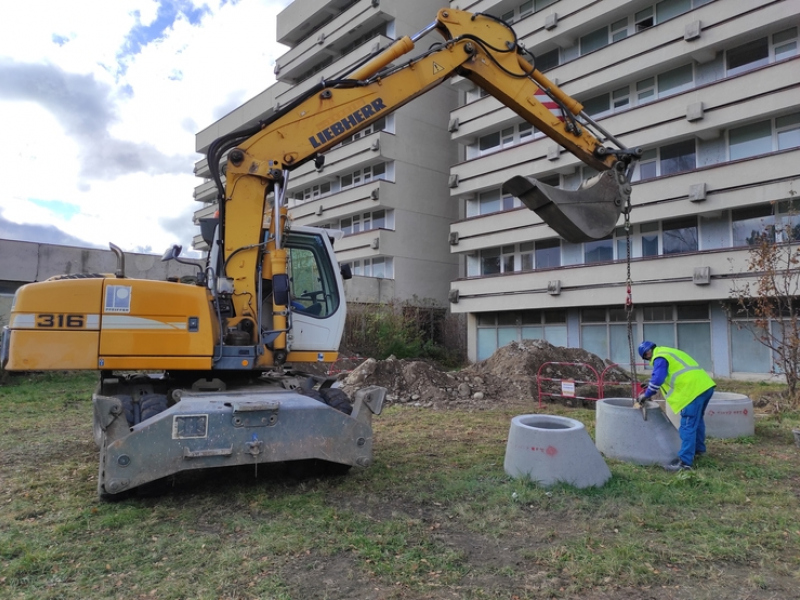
[624,194,638,400]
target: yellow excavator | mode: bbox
[1,9,638,498]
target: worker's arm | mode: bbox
[642,358,668,399]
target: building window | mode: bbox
[473,122,536,157]
[660,139,696,176]
[584,237,614,264]
[466,189,517,217]
[662,216,698,255]
[339,116,389,147]
[580,26,610,55]
[468,241,549,276]
[726,28,797,77]
[729,112,800,160]
[291,181,331,203]
[641,222,660,257]
[657,64,693,97]
[732,204,774,247]
[340,162,388,190]
[774,27,798,61]
[351,257,393,279]
[536,48,560,72]
[583,94,611,118]
[476,308,566,361]
[640,302,712,371]
[632,140,696,181]
[635,7,654,32]
[777,112,800,150]
[339,209,393,236]
[501,0,556,24]
[580,306,632,365]
[535,239,561,269]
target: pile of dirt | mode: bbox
[339,339,638,409]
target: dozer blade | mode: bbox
[503,169,629,243]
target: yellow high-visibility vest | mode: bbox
[651,346,716,413]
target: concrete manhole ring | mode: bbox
[503,414,611,488]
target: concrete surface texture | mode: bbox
[595,398,680,466]
[504,414,611,489]
[659,392,755,438]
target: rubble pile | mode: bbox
[339,339,637,409]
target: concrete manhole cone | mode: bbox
[504,414,611,488]
[596,398,680,466]
[658,392,755,438]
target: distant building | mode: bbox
[0,239,198,325]
[195,0,800,378]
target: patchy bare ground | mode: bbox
[337,339,638,410]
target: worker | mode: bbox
[637,341,716,472]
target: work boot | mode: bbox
[663,459,692,472]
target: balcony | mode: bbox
[278,0,357,47]
[290,180,384,226]
[286,130,392,190]
[273,35,393,108]
[193,180,217,204]
[333,228,389,262]
[449,59,800,196]
[343,275,396,304]
[449,1,795,144]
[448,149,800,254]
[450,246,753,314]
[276,1,394,82]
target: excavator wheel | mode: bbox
[319,388,353,415]
[140,394,168,422]
[118,394,135,425]
[299,388,353,415]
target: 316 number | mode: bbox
[36,314,85,328]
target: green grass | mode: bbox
[1,373,800,599]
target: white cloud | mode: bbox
[0,0,290,254]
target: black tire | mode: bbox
[118,394,135,426]
[319,388,353,415]
[139,394,168,422]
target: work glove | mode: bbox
[636,392,647,404]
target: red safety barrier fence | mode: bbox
[536,361,601,408]
[537,361,649,408]
[326,356,364,376]
[599,363,648,398]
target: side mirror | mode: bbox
[340,263,353,280]
[161,244,182,262]
[273,274,290,306]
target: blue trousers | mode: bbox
[678,387,715,466]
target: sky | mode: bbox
[0,0,291,255]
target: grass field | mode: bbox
[1,372,799,599]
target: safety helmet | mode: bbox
[638,340,656,359]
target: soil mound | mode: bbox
[340,339,637,409]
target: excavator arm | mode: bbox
[205,8,637,363]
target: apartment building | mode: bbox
[193,0,459,307]
[194,0,799,379]
[447,0,799,377]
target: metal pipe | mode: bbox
[410,20,438,43]
[578,111,628,150]
[273,169,289,250]
[109,243,125,278]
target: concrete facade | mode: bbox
[195,0,800,378]
[193,0,460,307]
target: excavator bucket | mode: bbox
[503,169,629,243]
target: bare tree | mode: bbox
[729,218,800,405]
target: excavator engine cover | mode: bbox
[504,169,628,243]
